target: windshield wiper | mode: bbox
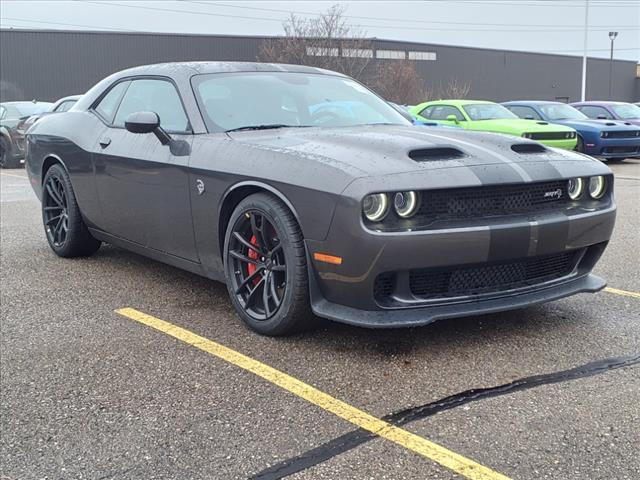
[226,124,308,132]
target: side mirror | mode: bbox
[125,111,171,145]
[525,115,534,120]
[445,114,460,124]
[596,114,607,120]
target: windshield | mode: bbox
[462,103,517,120]
[0,103,51,119]
[539,103,587,121]
[192,72,410,131]
[611,103,640,119]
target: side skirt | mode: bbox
[88,228,225,281]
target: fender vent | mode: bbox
[511,143,547,154]
[409,147,465,161]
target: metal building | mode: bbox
[1,29,638,103]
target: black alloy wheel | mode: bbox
[223,193,314,335]
[41,164,101,257]
[43,174,69,247]
[228,210,286,320]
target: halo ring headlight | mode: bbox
[393,191,420,218]
[567,178,584,200]
[363,193,389,222]
[588,176,606,199]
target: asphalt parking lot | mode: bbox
[1,160,638,480]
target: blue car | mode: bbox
[502,101,640,160]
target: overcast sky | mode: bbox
[1,0,638,61]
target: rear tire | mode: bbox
[223,193,314,336]
[42,164,101,257]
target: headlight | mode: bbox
[567,178,584,200]
[588,176,606,199]
[523,133,532,139]
[362,193,389,221]
[393,191,420,218]
[601,131,609,138]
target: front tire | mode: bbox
[42,164,101,257]
[575,135,585,153]
[223,193,313,336]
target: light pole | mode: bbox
[580,0,589,101]
[609,31,618,100]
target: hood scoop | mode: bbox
[605,122,616,126]
[536,121,549,125]
[409,147,465,162]
[511,143,547,154]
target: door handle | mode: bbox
[99,137,111,148]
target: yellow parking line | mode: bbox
[605,287,640,299]
[116,307,511,480]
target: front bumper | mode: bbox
[584,137,640,158]
[306,172,616,327]
[537,138,578,150]
[310,271,606,328]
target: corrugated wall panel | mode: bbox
[1,29,637,103]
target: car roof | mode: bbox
[503,100,563,105]
[420,99,496,106]
[571,101,630,106]
[113,61,345,78]
[57,95,82,102]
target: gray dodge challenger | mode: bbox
[25,62,616,335]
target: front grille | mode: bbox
[605,130,640,138]
[529,132,572,140]
[603,146,638,154]
[407,250,583,300]
[415,181,568,222]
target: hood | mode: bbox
[550,118,640,132]
[227,124,586,177]
[616,118,640,127]
[471,118,574,135]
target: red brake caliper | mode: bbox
[246,235,261,285]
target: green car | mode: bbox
[410,100,578,150]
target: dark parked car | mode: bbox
[571,101,640,127]
[26,62,615,335]
[19,95,82,133]
[503,101,640,160]
[0,101,52,167]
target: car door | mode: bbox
[428,105,466,127]
[506,105,543,121]
[92,77,198,261]
[576,105,613,120]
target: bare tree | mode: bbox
[438,78,472,99]
[372,60,429,105]
[258,5,373,82]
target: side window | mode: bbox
[418,106,434,118]
[113,79,190,133]
[94,81,130,123]
[55,100,75,113]
[578,106,612,119]
[429,105,465,121]
[507,105,542,120]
